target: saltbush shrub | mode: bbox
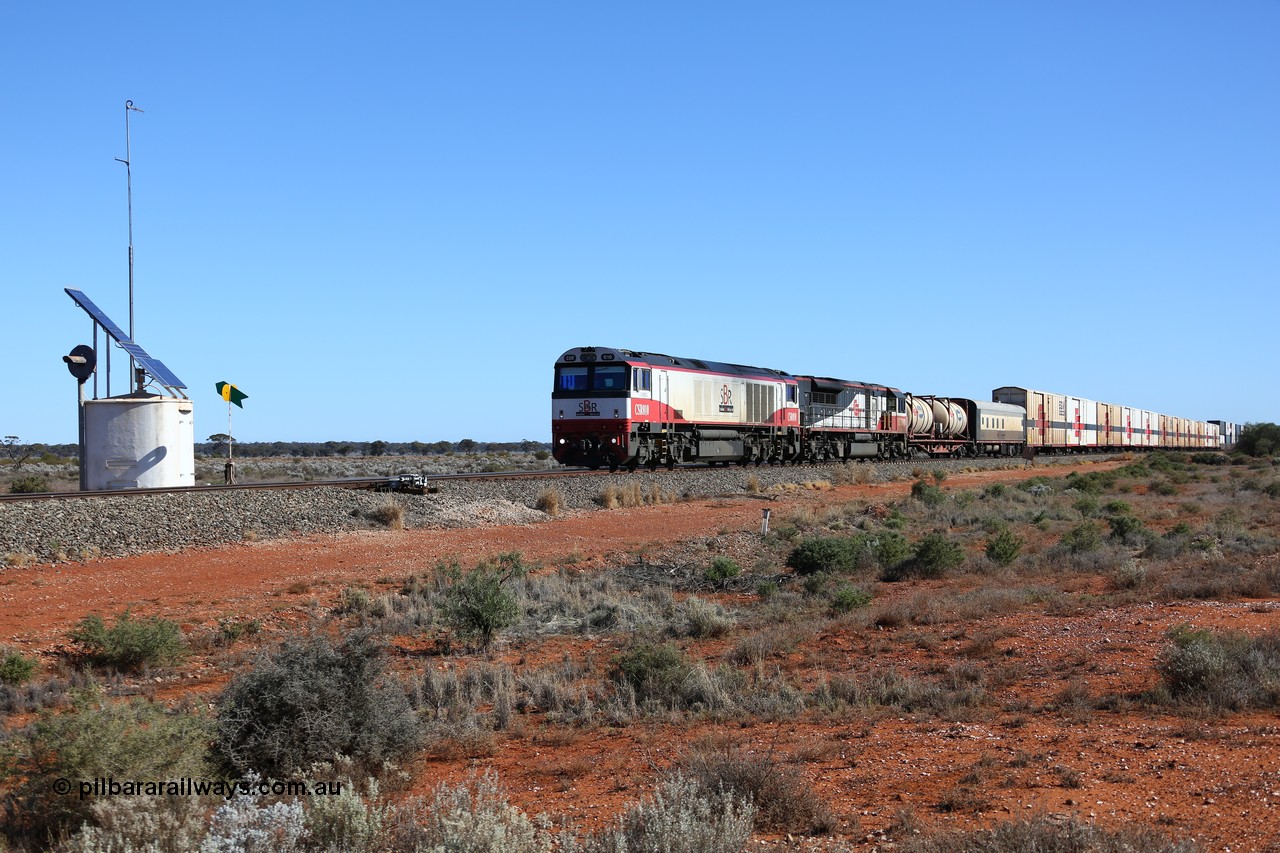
[1156,627,1280,710]
[911,480,946,507]
[829,583,873,614]
[678,743,834,834]
[1059,523,1101,554]
[68,610,185,671]
[585,774,754,853]
[0,689,211,845]
[902,814,1199,853]
[440,554,526,649]
[610,643,693,704]
[704,556,742,583]
[984,530,1023,566]
[214,630,421,777]
[8,475,49,494]
[883,532,964,581]
[0,650,36,685]
[786,535,861,575]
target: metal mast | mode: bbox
[115,99,144,391]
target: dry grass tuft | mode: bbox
[369,500,406,529]
[536,488,563,516]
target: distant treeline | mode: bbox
[195,439,551,458]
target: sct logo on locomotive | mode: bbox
[719,385,734,413]
[576,401,599,417]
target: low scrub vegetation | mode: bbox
[214,630,421,777]
[5,450,1277,849]
[68,610,185,671]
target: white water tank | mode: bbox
[83,395,195,489]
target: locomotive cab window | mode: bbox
[633,368,651,392]
[556,366,589,391]
[592,365,627,391]
[786,386,797,403]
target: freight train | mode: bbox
[551,347,1225,471]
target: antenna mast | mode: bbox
[115,99,144,392]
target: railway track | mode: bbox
[0,452,1117,505]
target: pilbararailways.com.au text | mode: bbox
[63,777,344,800]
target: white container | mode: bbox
[83,395,195,489]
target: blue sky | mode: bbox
[4,2,1276,444]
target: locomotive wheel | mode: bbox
[626,460,639,472]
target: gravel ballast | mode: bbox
[1,456,1079,564]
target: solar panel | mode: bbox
[64,288,187,391]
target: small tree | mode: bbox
[207,433,234,456]
[1238,423,1280,457]
[2,436,42,469]
[457,438,479,454]
[368,440,388,457]
[440,553,526,649]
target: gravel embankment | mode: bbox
[1,457,1067,564]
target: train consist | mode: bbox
[552,347,1230,471]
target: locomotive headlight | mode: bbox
[558,438,566,445]
[610,437,618,444]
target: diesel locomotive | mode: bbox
[551,346,1222,471]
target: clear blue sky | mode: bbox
[4,2,1276,444]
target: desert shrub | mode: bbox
[901,814,1200,852]
[196,774,308,853]
[584,773,754,853]
[786,532,908,576]
[367,500,405,529]
[0,689,211,844]
[1102,499,1132,515]
[1155,626,1280,710]
[1059,522,1101,554]
[440,554,526,649]
[68,610,185,671]
[214,630,421,777]
[0,650,36,685]
[677,597,735,638]
[678,742,834,835]
[882,532,964,581]
[910,480,946,507]
[1018,476,1055,494]
[873,531,914,570]
[829,583,873,614]
[1191,452,1229,465]
[533,449,551,461]
[9,475,49,494]
[704,556,742,583]
[982,483,1007,498]
[984,529,1023,566]
[786,535,860,575]
[60,794,210,853]
[1063,469,1119,495]
[1264,481,1280,499]
[610,642,693,704]
[389,771,555,853]
[1073,495,1099,517]
[535,488,563,516]
[1107,514,1148,543]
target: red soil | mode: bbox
[3,460,1278,851]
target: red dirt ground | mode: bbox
[4,461,1279,851]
